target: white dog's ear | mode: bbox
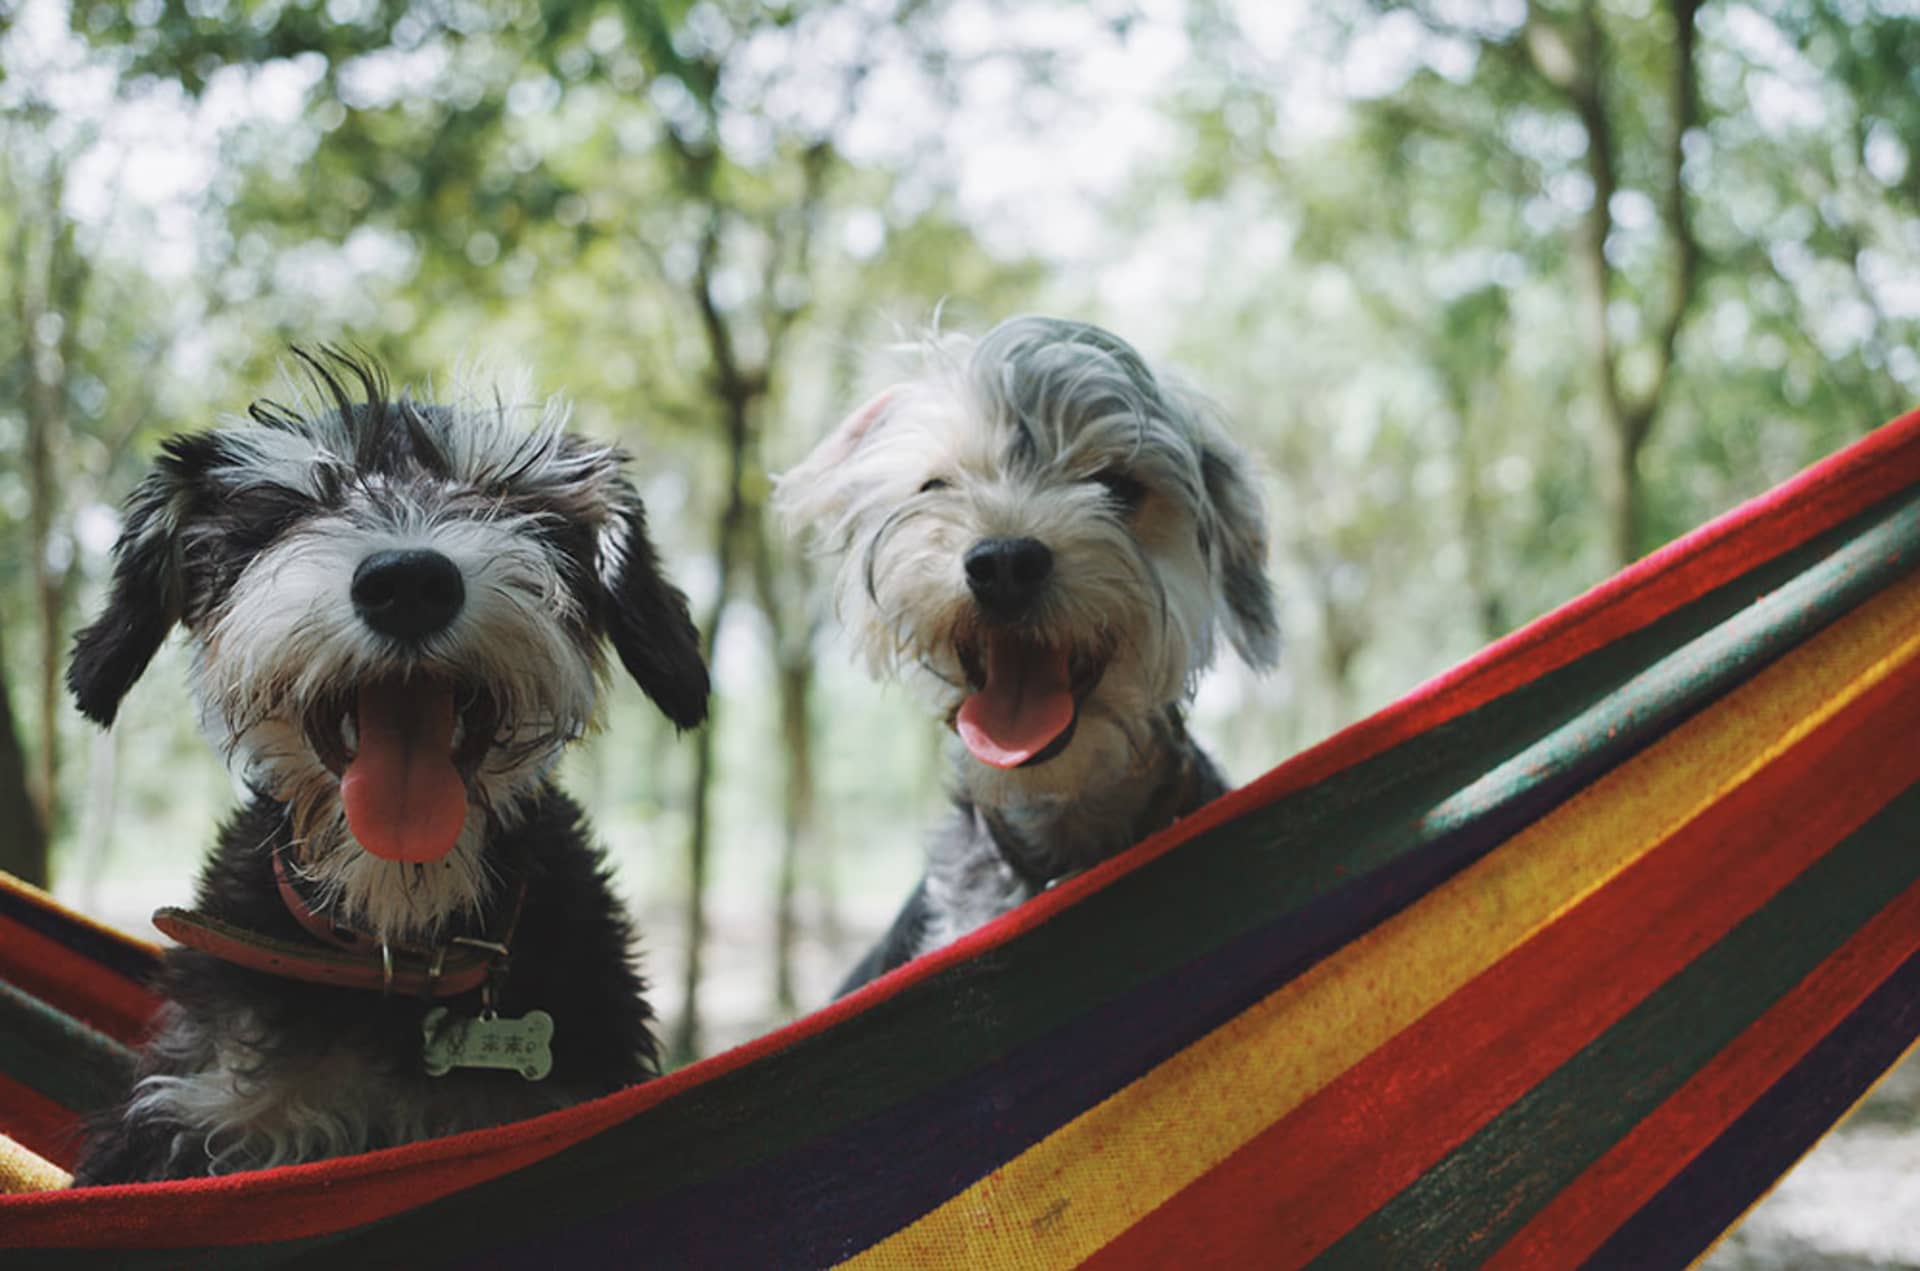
[773,388,898,538]
[1199,441,1281,670]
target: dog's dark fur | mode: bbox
[69,354,705,1183]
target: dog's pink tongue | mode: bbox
[956,636,1074,769]
[341,680,467,863]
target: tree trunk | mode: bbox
[669,310,754,1061]
[673,665,717,1066]
[670,467,744,1066]
[1599,408,1648,570]
[651,30,860,1052]
[770,646,814,1013]
[19,241,62,837]
[14,162,86,846]
[75,724,119,911]
[749,519,819,1015]
[32,547,68,842]
[1560,0,1637,569]
[1445,379,1508,643]
[0,625,49,885]
[1526,0,1699,569]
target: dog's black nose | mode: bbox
[964,537,1053,618]
[351,549,466,641]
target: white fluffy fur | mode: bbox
[128,1007,387,1174]
[777,318,1277,815]
[128,1004,571,1174]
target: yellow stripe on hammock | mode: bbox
[0,1133,71,1194]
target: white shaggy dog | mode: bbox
[778,316,1279,992]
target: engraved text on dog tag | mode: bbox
[422,1006,554,1081]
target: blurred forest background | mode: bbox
[1,0,1917,1260]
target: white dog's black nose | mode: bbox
[352,549,465,640]
[965,537,1053,618]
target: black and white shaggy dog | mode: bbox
[777,316,1279,994]
[67,353,707,1183]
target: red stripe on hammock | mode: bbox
[1082,653,1920,1271]
[1485,889,1920,1265]
[0,916,158,1046]
[0,1087,632,1248]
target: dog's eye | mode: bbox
[919,477,950,494]
[1090,470,1146,513]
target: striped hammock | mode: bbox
[4,408,1920,1267]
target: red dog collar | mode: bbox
[151,851,526,998]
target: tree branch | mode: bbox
[1631,0,1702,450]
[1528,0,1628,433]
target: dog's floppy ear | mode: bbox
[1199,441,1281,671]
[600,493,710,731]
[771,388,897,539]
[67,434,221,726]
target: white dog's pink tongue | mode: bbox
[956,637,1074,769]
[341,680,467,863]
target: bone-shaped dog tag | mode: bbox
[422,1006,554,1081]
